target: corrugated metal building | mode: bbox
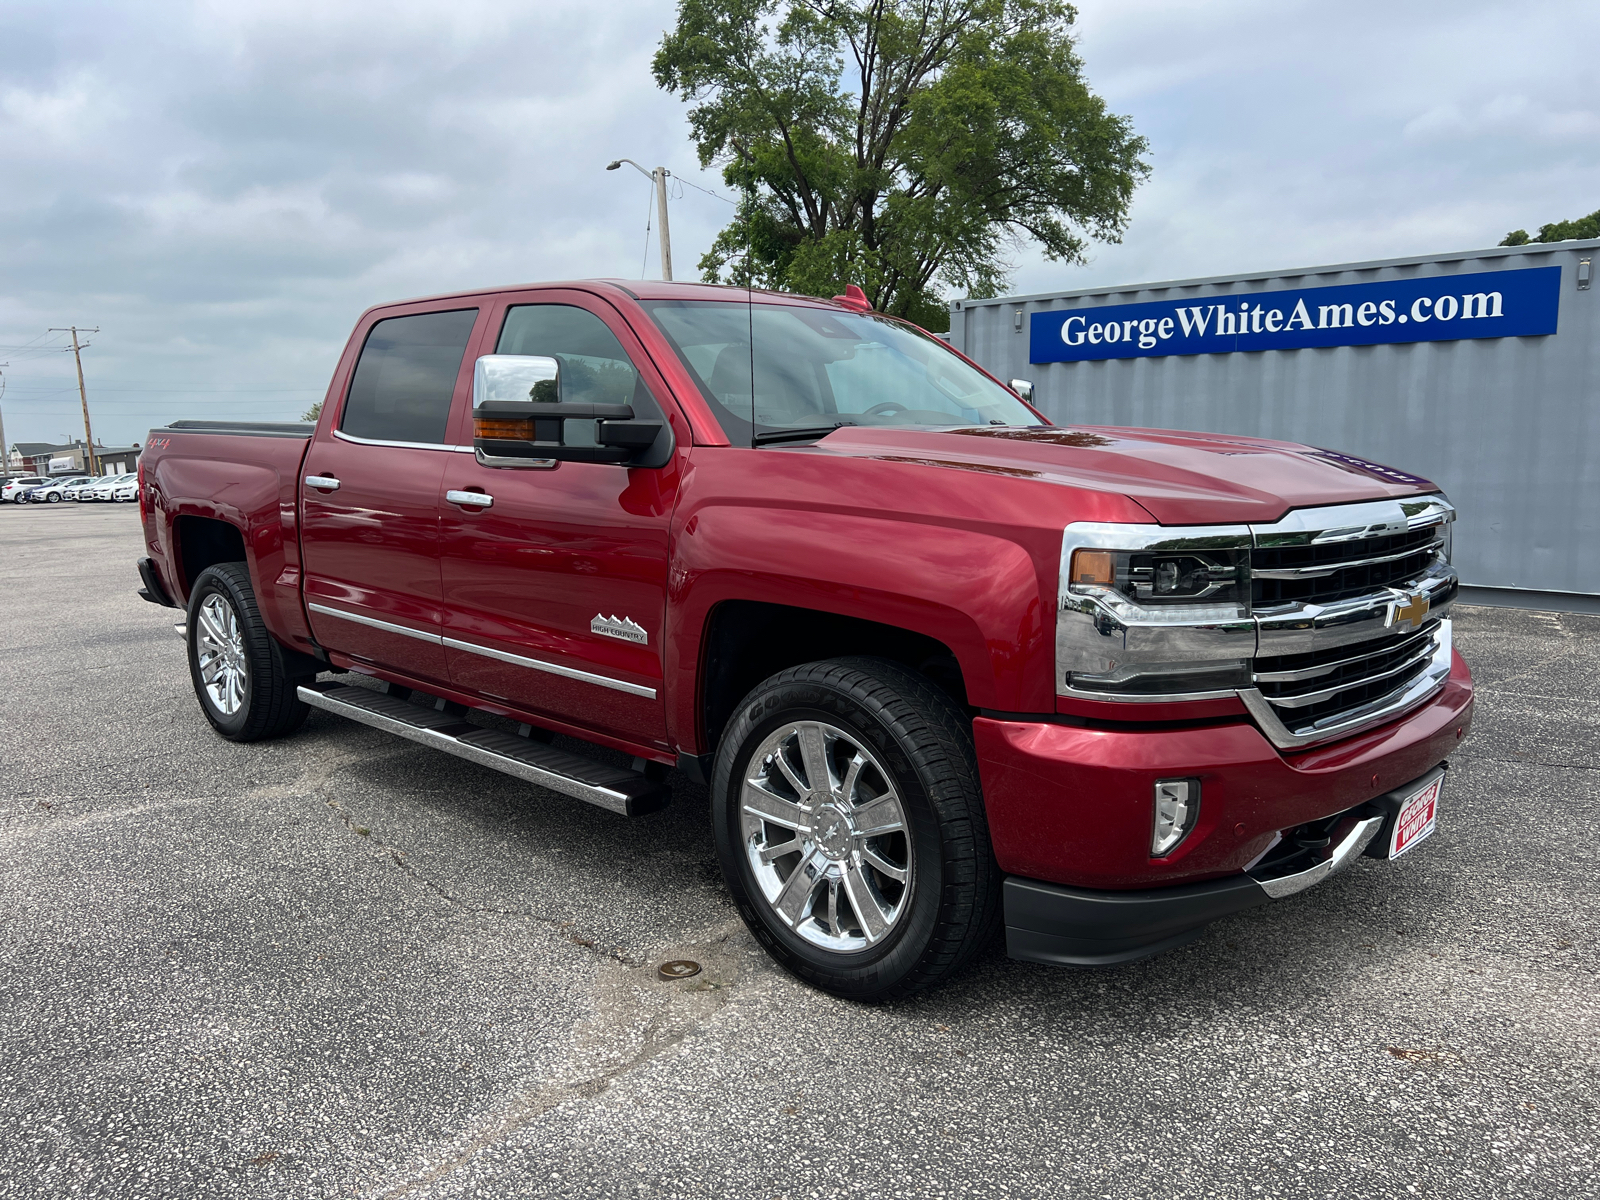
[949,240,1599,611]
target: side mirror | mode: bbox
[472,355,663,467]
[1009,378,1036,403]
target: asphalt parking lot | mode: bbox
[1,501,1595,1200]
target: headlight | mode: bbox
[1069,547,1247,607]
[1057,523,1256,699]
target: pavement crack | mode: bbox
[365,926,744,1200]
[1452,752,1600,772]
[321,798,645,967]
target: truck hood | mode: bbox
[814,425,1440,526]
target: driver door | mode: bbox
[437,292,686,749]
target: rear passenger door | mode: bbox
[300,306,484,687]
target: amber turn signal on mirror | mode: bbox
[474,416,536,440]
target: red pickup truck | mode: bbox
[135,279,1472,999]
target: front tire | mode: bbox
[711,657,1000,1001]
[186,562,310,742]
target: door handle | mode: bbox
[305,475,340,491]
[446,489,493,509]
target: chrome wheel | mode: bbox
[195,593,248,716]
[741,721,912,953]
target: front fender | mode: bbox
[665,505,1052,749]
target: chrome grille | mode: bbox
[1252,525,1445,607]
[1244,495,1458,749]
[1252,623,1441,729]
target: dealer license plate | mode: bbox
[1390,775,1442,858]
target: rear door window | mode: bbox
[341,309,479,445]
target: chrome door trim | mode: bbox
[442,636,657,700]
[307,602,443,644]
[305,603,657,700]
[332,429,475,453]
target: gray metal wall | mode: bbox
[951,241,1600,602]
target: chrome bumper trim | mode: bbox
[1250,814,1385,899]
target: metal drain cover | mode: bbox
[657,959,701,980]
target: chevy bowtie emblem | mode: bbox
[1388,590,1431,632]
[591,614,648,645]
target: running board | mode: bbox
[297,682,669,817]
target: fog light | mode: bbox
[1152,778,1199,856]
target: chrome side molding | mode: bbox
[304,602,657,699]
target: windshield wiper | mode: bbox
[751,421,857,445]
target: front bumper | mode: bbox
[976,650,1471,891]
[1006,764,1441,966]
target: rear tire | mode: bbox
[711,657,1000,1001]
[186,562,311,742]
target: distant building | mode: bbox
[6,439,142,476]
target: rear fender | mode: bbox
[145,451,313,650]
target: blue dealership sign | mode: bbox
[1029,265,1561,363]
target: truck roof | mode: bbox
[360,279,855,312]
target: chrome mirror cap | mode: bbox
[474,354,561,407]
[1009,378,1035,403]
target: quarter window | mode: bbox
[341,309,479,445]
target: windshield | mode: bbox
[641,300,1040,444]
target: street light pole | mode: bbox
[606,159,673,281]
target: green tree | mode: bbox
[300,400,323,422]
[1500,207,1600,246]
[653,0,1149,330]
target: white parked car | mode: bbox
[2,476,48,503]
[63,477,107,500]
[27,476,94,503]
[112,476,140,503]
[88,474,136,501]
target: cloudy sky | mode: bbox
[2,0,1596,448]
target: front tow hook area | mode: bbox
[1003,768,1443,968]
[1247,813,1385,899]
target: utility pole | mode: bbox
[605,159,673,280]
[50,326,99,475]
[0,363,9,476]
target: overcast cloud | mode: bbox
[2,0,1596,446]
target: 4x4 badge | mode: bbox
[591,614,648,645]
[1387,590,1431,633]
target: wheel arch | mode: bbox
[697,600,970,757]
[174,515,247,598]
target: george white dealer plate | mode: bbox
[1391,775,1443,858]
